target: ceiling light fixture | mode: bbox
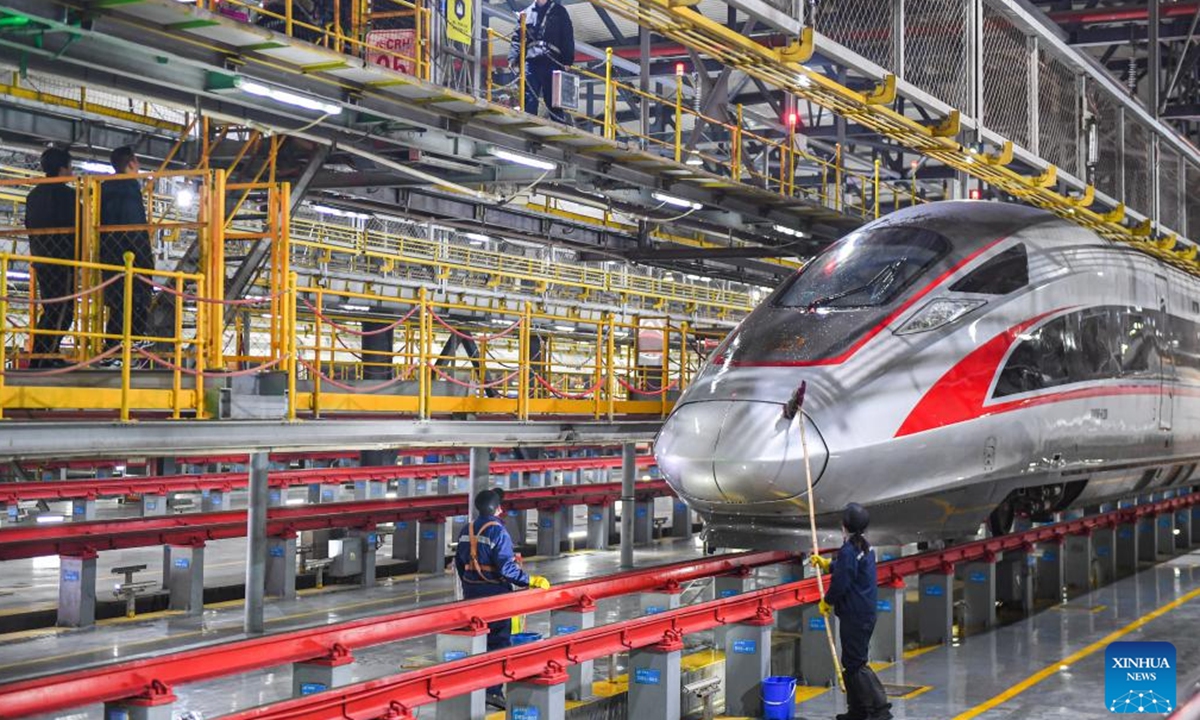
[464,232,489,245]
[77,161,113,174]
[491,148,557,171]
[311,204,371,220]
[239,79,343,115]
[651,191,702,210]
[340,304,371,312]
[772,224,807,238]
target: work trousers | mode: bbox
[524,57,566,123]
[30,259,74,361]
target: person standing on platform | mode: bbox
[508,0,575,123]
[455,489,550,710]
[99,146,154,359]
[811,503,893,720]
[24,147,78,368]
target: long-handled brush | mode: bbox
[784,380,845,692]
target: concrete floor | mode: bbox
[0,483,680,612]
[5,541,1198,719]
[793,548,1200,720]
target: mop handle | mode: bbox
[791,381,846,692]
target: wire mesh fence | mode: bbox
[903,0,969,110]
[1037,48,1078,178]
[812,0,894,70]
[1124,119,1152,219]
[981,2,1030,150]
[1189,164,1200,240]
[1160,146,1182,236]
[1086,81,1121,201]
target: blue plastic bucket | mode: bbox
[511,632,543,646]
[762,676,797,719]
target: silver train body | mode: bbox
[656,201,1200,549]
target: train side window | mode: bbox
[1078,308,1121,379]
[1172,315,1200,378]
[950,244,1028,295]
[1118,310,1161,376]
[995,315,1079,396]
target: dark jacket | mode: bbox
[99,178,152,268]
[25,183,77,259]
[455,514,530,598]
[509,0,574,68]
[824,539,877,621]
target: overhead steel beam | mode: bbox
[0,419,663,461]
[619,245,810,260]
[0,104,183,160]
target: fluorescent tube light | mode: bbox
[341,304,371,312]
[491,148,556,171]
[651,191,701,210]
[239,79,343,115]
[772,224,807,238]
[77,161,113,174]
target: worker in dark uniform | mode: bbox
[811,503,893,720]
[455,489,549,709]
[24,147,78,368]
[508,0,574,123]
[99,146,154,355]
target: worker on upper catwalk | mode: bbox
[810,503,894,720]
[508,0,575,123]
[24,147,78,368]
[99,145,155,363]
[455,489,550,710]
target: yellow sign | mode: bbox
[447,0,473,45]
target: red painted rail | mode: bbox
[0,551,790,717]
[0,456,655,503]
[222,493,1200,719]
[0,478,670,560]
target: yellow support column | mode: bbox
[732,104,743,181]
[313,289,323,419]
[605,48,615,140]
[0,256,7,420]
[518,14,527,112]
[120,252,135,423]
[834,143,843,211]
[209,169,226,368]
[674,74,683,162]
[287,272,298,421]
[519,301,532,420]
[172,275,184,419]
[593,318,604,419]
[679,320,689,389]
[873,159,881,219]
[605,315,616,421]
[418,287,429,419]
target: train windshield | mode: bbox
[775,227,951,309]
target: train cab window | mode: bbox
[949,244,1028,295]
[774,227,951,309]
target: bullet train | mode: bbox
[655,201,1200,549]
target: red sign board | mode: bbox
[367,29,416,76]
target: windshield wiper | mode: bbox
[806,260,902,309]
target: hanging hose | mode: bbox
[785,380,845,692]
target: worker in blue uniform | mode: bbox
[811,503,893,720]
[455,489,550,709]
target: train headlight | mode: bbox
[895,298,986,335]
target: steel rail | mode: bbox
[0,479,671,561]
[216,493,1200,720]
[0,550,790,717]
[0,456,656,504]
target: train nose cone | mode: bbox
[654,400,828,505]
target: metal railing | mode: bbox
[0,172,709,421]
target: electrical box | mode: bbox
[552,70,579,110]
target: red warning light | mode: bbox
[786,112,798,128]
[675,62,685,77]
[969,188,982,200]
